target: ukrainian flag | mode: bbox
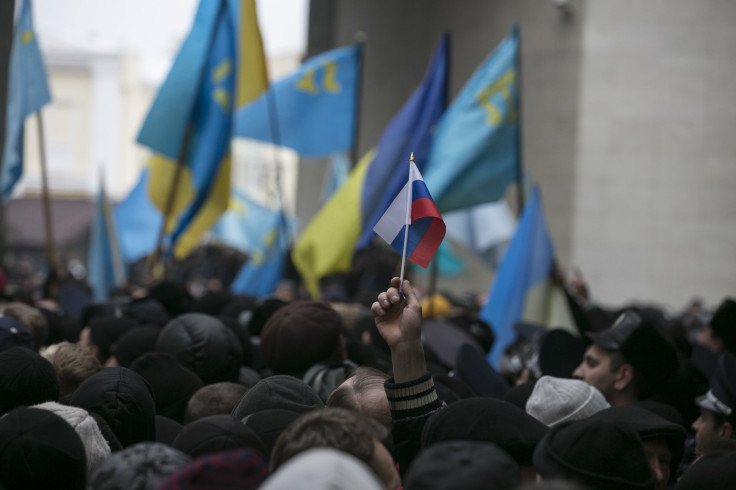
[292,36,449,298]
[136,0,268,259]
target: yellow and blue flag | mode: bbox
[480,187,555,368]
[88,178,126,301]
[292,36,449,298]
[233,44,360,157]
[136,0,268,259]
[1,0,51,200]
[113,167,162,264]
[423,28,519,213]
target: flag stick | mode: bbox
[36,112,57,272]
[513,25,526,215]
[349,35,365,168]
[399,153,413,292]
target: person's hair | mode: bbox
[3,302,49,350]
[184,382,248,424]
[270,407,392,473]
[713,411,736,434]
[326,367,391,427]
[42,341,102,404]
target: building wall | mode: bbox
[570,0,736,308]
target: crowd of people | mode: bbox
[0,259,734,489]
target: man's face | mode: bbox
[695,325,723,354]
[573,344,620,401]
[692,408,722,457]
[642,438,671,490]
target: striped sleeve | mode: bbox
[385,372,443,419]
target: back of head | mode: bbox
[533,418,655,490]
[70,366,156,448]
[421,398,548,467]
[405,441,521,490]
[156,313,243,384]
[110,325,161,367]
[42,341,102,404]
[185,382,247,424]
[2,302,49,350]
[88,442,191,490]
[261,448,382,490]
[247,298,288,337]
[172,414,266,459]
[147,281,193,317]
[0,346,59,415]
[0,316,34,353]
[88,316,136,362]
[231,375,324,420]
[259,300,343,375]
[159,448,268,490]
[710,298,736,354]
[270,407,390,473]
[0,407,87,490]
[130,352,203,424]
[526,376,610,427]
[242,409,302,462]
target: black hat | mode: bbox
[503,381,537,411]
[0,316,33,352]
[241,409,302,460]
[172,414,267,459]
[260,301,343,375]
[591,405,686,481]
[533,418,655,490]
[0,407,87,490]
[89,316,136,360]
[696,351,736,417]
[130,352,204,424]
[0,346,59,415]
[710,298,736,354]
[433,374,477,404]
[675,451,736,489]
[454,343,509,398]
[422,319,483,369]
[88,442,191,490]
[231,375,324,420]
[110,325,161,367]
[538,329,585,378]
[421,398,548,466]
[248,298,288,337]
[404,441,521,490]
[156,415,184,446]
[589,311,679,398]
[122,298,171,327]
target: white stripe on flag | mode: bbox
[373,180,411,243]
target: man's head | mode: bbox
[696,298,736,354]
[326,367,391,427]
[270,407,398,490]
[573,311,678,405]
[692,351,736,456]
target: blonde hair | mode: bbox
[43,342,102,404]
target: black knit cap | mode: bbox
[130,352,203,424]
[172,414,267,459]
[110,325,161,367]
[259,300,343,375]
[405,441,521,490]
[231,375,324,420]
[88,442,191,490]
[538,329,585,379]
[591,405,686,482]
[241,409,302,461]
[710,298,736,354]
[0,346,59,415]
[421,398,548,466]
[89,316,136,360]
[675,451,736,489]
[533,418,655,490]
[0,407,87,490]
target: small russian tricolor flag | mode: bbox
[373,158,446,268]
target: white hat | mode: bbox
[34,401,111,475]
[526,376,610,427]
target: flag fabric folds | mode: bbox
[1,0,51,200]
[113,167,162,264]
[88,179,126,301]
[321,153,351,203]
[234,44,360,157]
[373,160,445,268]
[423,28,519,213]
[292,35,449,298]
[136,0,268,260]
[480,186,555,368]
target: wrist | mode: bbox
[390,340,426,383]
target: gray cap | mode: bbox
[696,351,736,417]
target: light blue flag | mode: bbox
[423,29,519,213]
[412,239,465,277]
[1,0,51,199]
[88,180,126,301]
[444,201,516,266]
[480,187,555,368]
[211,189,295,255]
[113,168,162,263]
[321,153,351,203]
[229,210,292,298]
[136,0,222,159]
[233,44,360,158]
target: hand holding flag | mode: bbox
[373,153,446,284]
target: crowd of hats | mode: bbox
[0,278,735,490]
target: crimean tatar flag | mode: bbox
[373,159,445,268]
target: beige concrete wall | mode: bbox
[570,0,736,308]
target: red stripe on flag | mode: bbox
[411,197,441,222]
[408,217,446,268]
